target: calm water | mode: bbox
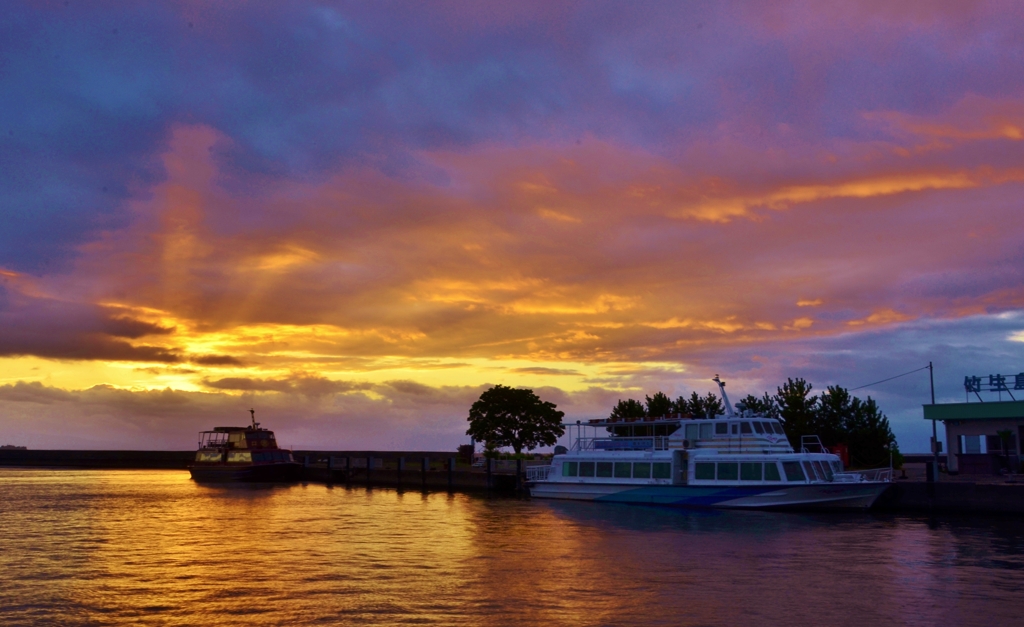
[1,469,1023,626]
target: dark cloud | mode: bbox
[189,354,243,366]
[511,367,581,376]
[202,374,371,397]
[0,285,179,362]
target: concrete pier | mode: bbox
[4,449,1024,511]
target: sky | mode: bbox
[2,1,1023,452]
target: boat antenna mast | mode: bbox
[713,375,734,417]
[250,408,260,430]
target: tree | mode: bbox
[467,385,565,455]
[844,395,900,468]
[675,391,723,418]
[645,392,674,418]
[774,378,818,450]
[609,398,647,421]
[816,385,853,448]
[735,393,779,418]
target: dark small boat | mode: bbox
[188,410,303,483]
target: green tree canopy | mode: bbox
[609,398,647,421]
[774,378,819,450]
[467,385,565,455]
[735,393,780,418]
[645,392,674,418]
[675,391,723,418]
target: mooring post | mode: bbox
[486,458,493,491]
[422,456,429,489]
[398,456,404,486]
[448,457,455,490]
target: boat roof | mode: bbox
[203,426,275,433]
[571,415,779,428]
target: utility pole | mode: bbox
[929,361,938,483]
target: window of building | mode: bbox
[652,463,671,479]
[695,463,715,480]
[562,461,578,477]
[740,462,762,481]
[579,462,595,477]
[764,463,782,481]
[633,462,651,478]
[717,462,739,480]
[715,423,728,435]
[782,461,805,482]
[614,462,632,478]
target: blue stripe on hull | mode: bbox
[531,482,889,510]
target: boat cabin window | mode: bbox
[813,460,831,481]
[695,462,715,480]
[771,422,785,435]
[782,461,806,482]
[614,462,631,478]
[752,422,765,434]
[764,462,782,481]
[652,463,671,479]
[831,460,843,473]
[562,461,578,477]
[685,424,699,441]
[633,462,651,479]
[803,461,819,481]
[731,424,739,435]
[740,422,753,435]
[740,462,762,481]
[717,462,739,480]
[596,462,613,478]
[227,451,252,463]
[196,451,222,462]
[715,423,728,435]
[579,462,595,477]
[700,424,712,439]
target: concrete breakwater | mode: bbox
[0,449,529,493]
[4,449,1024,512]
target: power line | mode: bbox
[848,365,930,392]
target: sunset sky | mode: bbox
[2,1,1023,451]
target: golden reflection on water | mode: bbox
[2,469,1024,626]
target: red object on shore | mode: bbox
[832,443,850,467]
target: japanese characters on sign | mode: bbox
[964,373,1024,395]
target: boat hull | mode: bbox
[189,462,303,483]
[529,481,891,511]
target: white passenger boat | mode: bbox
[527,377,892,510]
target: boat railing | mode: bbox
[832,467,893,483]
[198,431,229,448]
[800,435,829,454]
[526,465,553,481]
[573,436,670,452]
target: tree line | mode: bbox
[610,377,900,468]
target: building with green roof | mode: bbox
[924,395,1024,474]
